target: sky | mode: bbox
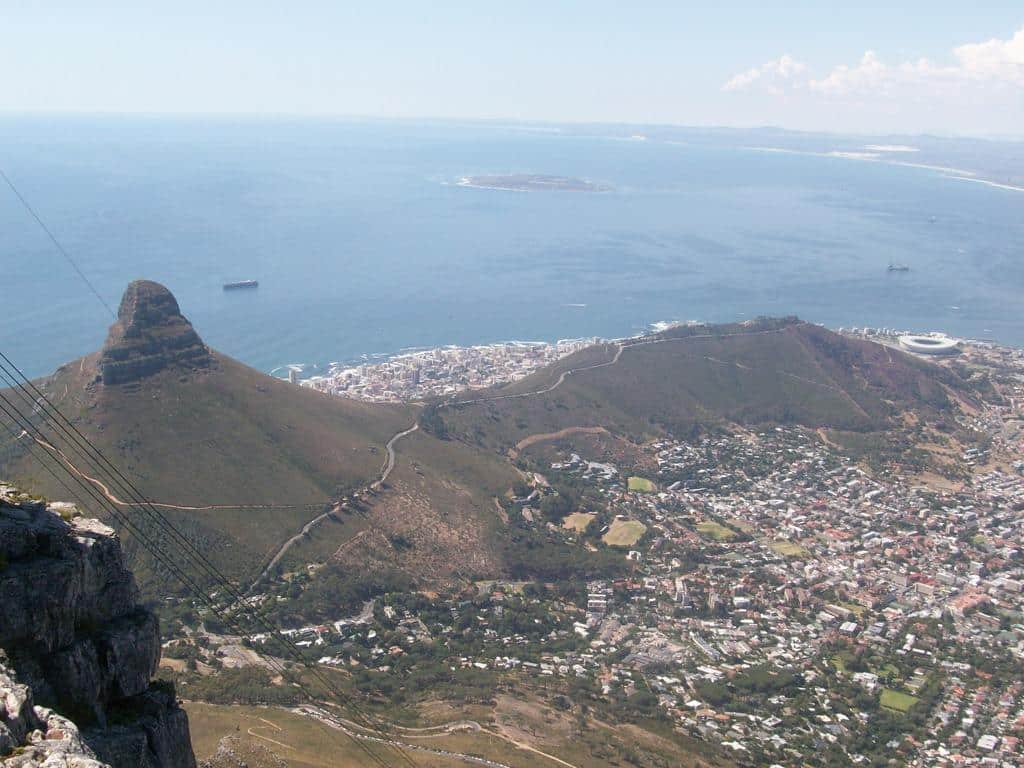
[2,1,1023,136]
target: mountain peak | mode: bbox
[99,280,210,385]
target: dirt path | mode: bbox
[447,344,623,407]
[481,730,581,768]
[296,705,517,768]
[444,324,803,410]
[306,705,581,768]
[511,426,609,458]
[247,717,294,750]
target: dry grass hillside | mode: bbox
[0,351,416,588]
[433,318,971,454]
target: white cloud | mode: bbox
[725,25,1024,98]
[807,52,963,97]
[953,26,1024,84]
[723,54,806,93]
[808,50,887,95]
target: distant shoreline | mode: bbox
[747,145,1024,193]
[278,316,1018,395]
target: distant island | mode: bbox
[457,173,611,192]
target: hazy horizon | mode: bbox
[3,112,1024,144]
[4,3,1023,136]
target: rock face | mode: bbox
[199,736,288,768]
[0,484,196,768]
[99,280,210,386]
[0,654,108,768]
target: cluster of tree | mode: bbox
[171,667,303,706]
[269,566,414,627]
[539,489,574,522]
[418,403,449,439]
[352,660,495,706]
[501,522,626,581]
[696,665,804,709]
[162,642,201,670]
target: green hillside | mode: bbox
[0,351,418,587]
[431,318,970,453]
[0,305,971,593]
[3,351,414,504]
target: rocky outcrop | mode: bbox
[0,653,107,768]
[99,280,209,386]
[0,484,196,768]
[199,736,288,768]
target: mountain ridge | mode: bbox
[430,317,972,454]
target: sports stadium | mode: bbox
[898,334,961,355]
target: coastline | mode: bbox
[286,318,1012,405]
[746,145,1024,193]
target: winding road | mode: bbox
[445,343,624,407]
[30,322,828,599]
[372,422,419,490]
[296,705,518,768]
[250,421,420,588]
[22,323,837,767]
[296,704,581,768]
[252,504,341,586]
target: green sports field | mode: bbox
[603,519,647,546]
[627,476,655,492]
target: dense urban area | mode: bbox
[152,329,1024,768]
[302,338,597,402]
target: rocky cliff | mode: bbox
[99,280,210,386]
[0,483,196,768]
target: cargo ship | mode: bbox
[223,280,259,290]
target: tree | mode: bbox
[540,491,573,522]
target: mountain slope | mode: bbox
[1,292,971,592]
[432,318,970,453]
[2,280,415,506]
[17,349,414,506]
[0,281,421,588]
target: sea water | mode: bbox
[2,116,1022,379]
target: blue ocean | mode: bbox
[2,116,1022,379]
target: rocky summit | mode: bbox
[0,483,196,768]
[99,280,210,386]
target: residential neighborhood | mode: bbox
[172,335,1024,767]
[301,338,599,402]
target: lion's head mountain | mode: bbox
[98,279,211,386]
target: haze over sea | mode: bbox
[3,117,1022,379]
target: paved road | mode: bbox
[251,503,340,587]
[250,420,420,591]
[372,422,419,490]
